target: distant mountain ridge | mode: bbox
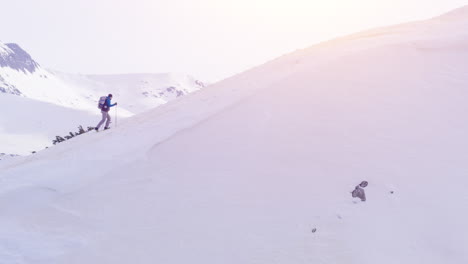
[0,42,40,95]
[0,41,205,111]
[0,74,21,95]
[0,41,206,155]
[0,43,40,73]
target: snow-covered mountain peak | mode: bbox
[0,42,40,73]
[0,42,12,56]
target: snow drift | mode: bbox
[1,6,468,264]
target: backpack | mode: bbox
[98,96,107,109]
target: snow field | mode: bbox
[1,5,468,264]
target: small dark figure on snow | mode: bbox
[351,181,368,202]
[95,94,117,131]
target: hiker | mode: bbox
[351,181,368,202]
[95,94,117,131]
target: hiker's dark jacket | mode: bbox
[102,97,116,112]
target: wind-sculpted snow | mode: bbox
[1,6,468,264]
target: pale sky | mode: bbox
[1,0,467,82]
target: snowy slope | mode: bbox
[0,93,97,155]
[1,6,468,264]
[0,43,205,155]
